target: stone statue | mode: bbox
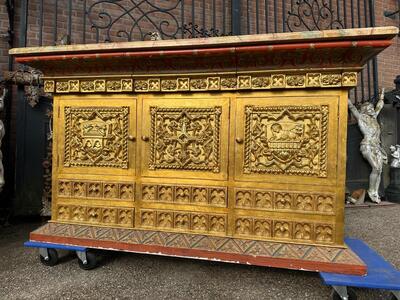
[390,145,400,168]
[347,89,387,203]
[0,87,6,192]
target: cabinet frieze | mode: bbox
[44,71,357,94]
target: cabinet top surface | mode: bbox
[9,27,398,78]
[10,26,398,57]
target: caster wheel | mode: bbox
[39,248,59,267]
[78,251,98,270]
[331,288,357,300]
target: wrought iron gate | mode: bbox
[17,0,378,100]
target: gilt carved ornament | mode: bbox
[244,105,329,177]
[64,106,129,169]
[149,106,221,173]
[44,72,357,94]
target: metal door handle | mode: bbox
[142,136,150,142]
[128,135,136,142]
[236,137,244,144]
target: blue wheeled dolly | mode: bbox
[24,241,98,270]
[25,237,400,298]
[320,238,400,300]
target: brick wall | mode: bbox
[0,2,10,80]
[375,0,400,91]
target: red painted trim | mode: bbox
[14,40,392,64]
[15,47,236,63]
[30,233,367,275]
[235,40,393,53]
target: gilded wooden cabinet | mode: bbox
[11,27,398,274]
[51,90,345,245]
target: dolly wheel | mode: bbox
[78,251,98,270]
[331,288,357,300]
[39,248,59,267]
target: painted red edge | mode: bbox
[30,233,367,275]
[15,40,393,64]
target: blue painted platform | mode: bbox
[24,241,86,252]
[320,238,400,291]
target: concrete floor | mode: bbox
[0,205,399,300]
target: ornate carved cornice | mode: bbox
[44,71,357,94]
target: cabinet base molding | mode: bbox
[30,222,366,275]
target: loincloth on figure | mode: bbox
[360,142,388,164]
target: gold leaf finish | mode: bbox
[142,184,227,207]
[140,209,226,235]
[244,105,329,177]
[47,72,357,95]
[56,205,134,227]
[149,107,221,173]
[51,89,347,247]
[64,106,129,168]
[235,188,334,214]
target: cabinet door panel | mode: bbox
[141,95,230,181]
[234,94,339,186]
[56,96,137,177]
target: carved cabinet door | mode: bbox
[52,95,137,227]
[140,95,230,181]
[55,95,137,177]
[234,92,340,186]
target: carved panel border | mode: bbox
[235,188,335,215]
[34,223,365,268]
[58,180,134,200]
[140,209,227,235]
[44,72,357,93]
[64,106,129,169]
[142,184,227,207]
[149,106,221,173]
[234,216,335,244]
[243,105,329,177]
[56,205,134,227]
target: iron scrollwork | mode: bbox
[286,0,344,32]
[182,23,232,38]
[86,0,182,42]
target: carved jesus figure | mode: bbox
[347,90,387,203]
